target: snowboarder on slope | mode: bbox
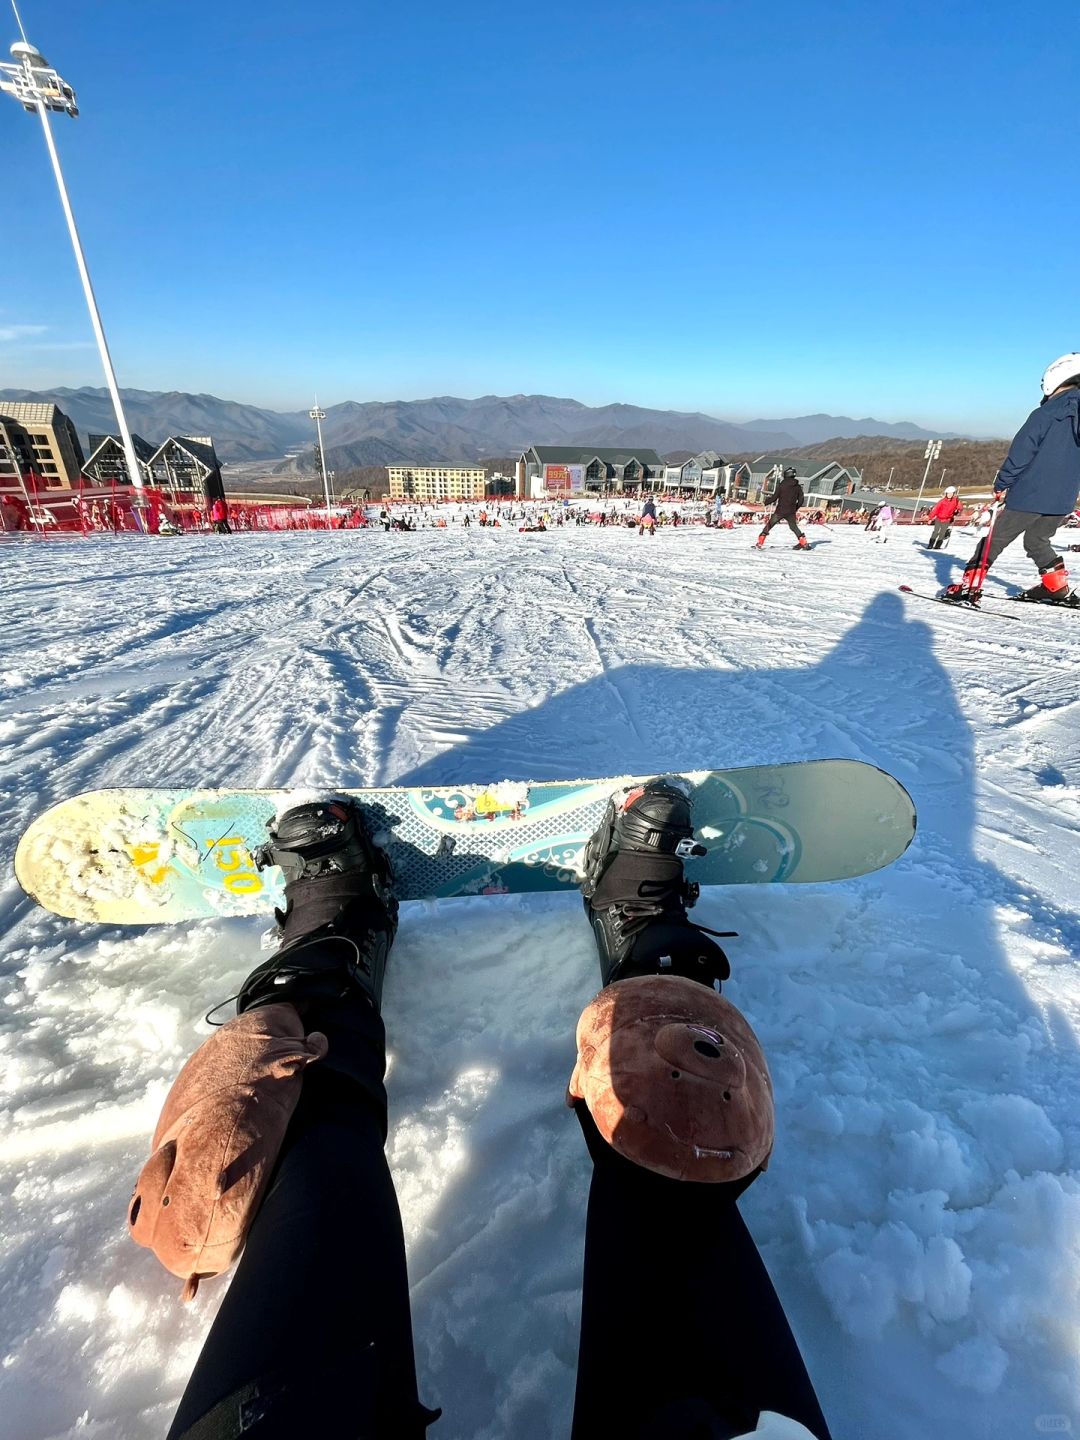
[150,793,832,1440]
[755,467,808,550]
[926,487,963,550]
[638,496,657,537]
[943,353,1080,604]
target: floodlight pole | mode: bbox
[914,440,942,524]
[0,37,145,499]
[309,402,332,514]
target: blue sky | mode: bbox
[1,0,1075,434]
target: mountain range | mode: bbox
[0,386,971,467]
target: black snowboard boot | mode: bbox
[237,799,398,1017]
[581,781,731,989]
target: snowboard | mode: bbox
[14,761,916,925]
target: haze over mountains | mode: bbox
[0,386,972,467]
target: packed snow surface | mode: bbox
[2,520,1079,1439]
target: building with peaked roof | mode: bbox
[148,436,225,502]
[516,445,665,498]
[84,433,157,487]
[739,456,864,507]
[83,432,225,501]
[662,450,729,495]
[0,401,85,490]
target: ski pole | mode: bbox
[969,500,1003,597]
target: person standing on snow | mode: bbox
[926,487,963,550]
[209,496,232,535]
[943,352,1080,604]
[874,503,895,542]
[755,467,808,550]
[638,496,658,537]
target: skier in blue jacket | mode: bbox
[944,353,1080,604]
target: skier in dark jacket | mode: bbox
[755,467,808,550]
[944,353,1080,604]
[159,794,831,1440]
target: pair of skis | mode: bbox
[900,502,1077,617]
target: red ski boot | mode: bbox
[1014,563,1078,605]
[941,566,982,604]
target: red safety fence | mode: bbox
[0,479,370,536]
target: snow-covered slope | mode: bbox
[1,521,1078,1439]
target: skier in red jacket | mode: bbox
[209,496,232,535]
[926,487,963,550]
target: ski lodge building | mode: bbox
[515,446,666,498]
[386,465,488,500]
[729,456,864,507]
[83,433,226,501]
[0,402,85,490]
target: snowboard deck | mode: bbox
[15,761,916,925]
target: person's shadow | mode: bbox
[374,591,1080,1440]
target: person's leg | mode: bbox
[785,514,806,542]
[167,1008,433,1440]
[166,801,436,1440]
[1013,515,1076,601]
[571,1107,831,1440]
[944,507,1030,599]
[970,506,1030,571]
[571,783,831,1439]
[1020,513,1066,573]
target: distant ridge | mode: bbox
[0,385,962,466]
[745,413,969,445]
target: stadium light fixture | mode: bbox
[308,401,332,513]
[913,439,943,522]
[0,9,146,500]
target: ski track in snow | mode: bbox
[1,523,1080,1439]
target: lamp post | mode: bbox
[914,440,942,525]
[0,22,146,500]
[308,402,332,516]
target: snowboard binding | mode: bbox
[240,799,399,1014]
[253,799,387,885]
[581,781,732,989]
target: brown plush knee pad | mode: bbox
[129,1002,327,1300]
[568,976,774,1182]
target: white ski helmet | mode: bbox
[1041,353,1080,397]
[945,485,957,495]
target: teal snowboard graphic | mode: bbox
[14,761,916,925]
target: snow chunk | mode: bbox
[936,1334,1009,1395]
[55,1283,100,1324]
[959,1094,1064,1177]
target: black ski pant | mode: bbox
[762,511,805,542]
[967,507,1066,575]
[927,521,952,550]
[167,996,831,1440]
